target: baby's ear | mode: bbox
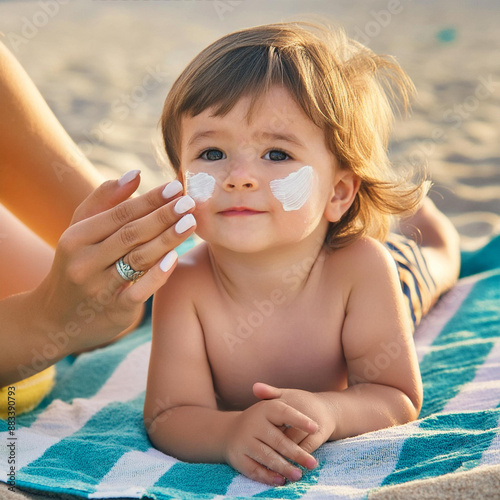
[324,169,361,222]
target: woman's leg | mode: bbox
[0,203,54,300]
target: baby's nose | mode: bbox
[222,164,259,191]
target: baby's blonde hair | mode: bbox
[161,22,427,248]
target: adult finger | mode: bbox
[97,195,196,271]
[120,250,179,306]
[123,213,196,275]
[71,170,142,224]
[72,179,185,245]
[64,210,194,295]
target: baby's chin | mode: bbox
[205,240,273,255]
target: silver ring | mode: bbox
[115,257,145,283]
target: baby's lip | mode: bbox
[219,206,266,215]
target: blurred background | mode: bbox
[0,0,499,250]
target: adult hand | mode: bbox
[9,171,196,379]
[222,399,318,486]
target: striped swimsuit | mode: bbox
[386,233,437,329]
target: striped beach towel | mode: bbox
[1,236,500,499]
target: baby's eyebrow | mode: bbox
[185,129,305,149]
[258,131,305,149]
[186,130,219,149]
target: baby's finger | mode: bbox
[248,440,304,484]
[268,401,318,435]
[295,432,325,456]
[284,427,309,445]
[263,426,317,473]
[236,454,286,487]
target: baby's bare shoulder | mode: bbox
[325,236,392,264]
[161,242,211,293]
[176,242,210,270]
[324,237,397,283]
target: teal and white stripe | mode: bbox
[1,239,499,499]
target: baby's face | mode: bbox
[178,86,339,254]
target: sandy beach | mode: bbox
[0,0,499,251]
[0,3,500,499]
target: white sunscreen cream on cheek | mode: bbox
[269,165,314,211]
[185,171,216,202]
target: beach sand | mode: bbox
[0,2,499,498]
[1,0,499,251]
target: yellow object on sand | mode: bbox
[0,366,56,419]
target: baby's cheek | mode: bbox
[269,166,314,212]
[191,202,212,228]
[185,171,216,202]
[190,210,213,243]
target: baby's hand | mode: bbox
[222,400,319,486]
[253,383,333,454]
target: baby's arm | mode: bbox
[255,238,423,452]
[335,238,423,434]
[144,262,318,486]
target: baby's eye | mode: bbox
[264,150,290,161]
[200,149,225,161]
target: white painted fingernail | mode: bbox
[174,195,196,215]
[160,250,178,272]
[175,213,196,234]
[162,180,183,199]
[118,169,141,186]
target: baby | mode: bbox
[144,22,460,486]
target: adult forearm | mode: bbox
[321,384,420,441]
[0,41,103,246]
[146,405,237,464]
